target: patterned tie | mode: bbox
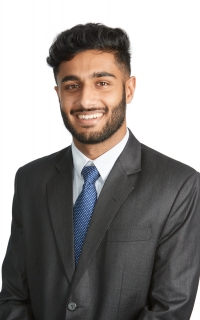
[73,166,100,266]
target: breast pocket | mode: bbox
[106,227,152,242]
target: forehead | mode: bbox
[57,50,123,82]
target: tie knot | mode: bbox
[81,166,100,184]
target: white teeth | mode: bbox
[78,113,103,120]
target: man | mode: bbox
[0,23,200,320]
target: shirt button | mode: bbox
[68,302,77,311]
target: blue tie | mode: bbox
[73,166,100,266]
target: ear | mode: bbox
[54,85,59,95]
[54,86,60,100]
[125,76,136,104]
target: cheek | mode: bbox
[59,95,74,111]
[103,91,123,107]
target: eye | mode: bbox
[97,81,108,87]
[66,84,80,90]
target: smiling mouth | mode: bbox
[77,113,103,120]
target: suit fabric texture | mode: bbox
[0,130,200,320]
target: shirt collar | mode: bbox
[71,129,129,182]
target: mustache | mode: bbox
[70,106,109,115]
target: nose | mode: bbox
[77,84,97,109]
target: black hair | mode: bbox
[46,23,131,81]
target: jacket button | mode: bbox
[68,302,77,311]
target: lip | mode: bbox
[75,114,104,126]
[72,109,106,115]
[71,109,106,126]
[71,110,105,126]
[77,112,103,120]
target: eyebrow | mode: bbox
[89,72,116,79]
[61,72,116,83]
[61,75,79,83]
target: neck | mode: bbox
[73,127,127,160]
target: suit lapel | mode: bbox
[47,147,75,284]
[71,131,141,293]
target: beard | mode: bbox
[60,87,126,144]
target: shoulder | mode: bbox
[140,143,199,190]
[16,146,71,183]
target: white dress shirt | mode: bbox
[71,130,129,205]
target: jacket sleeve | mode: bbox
[138,171,200,320]
[0,170,35,320]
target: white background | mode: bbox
[0,0,199,318]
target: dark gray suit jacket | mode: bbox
[0,131,200,320]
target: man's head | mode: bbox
[46,23,135,153]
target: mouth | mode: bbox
[70,108,107,126]
[77,112,103,120]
